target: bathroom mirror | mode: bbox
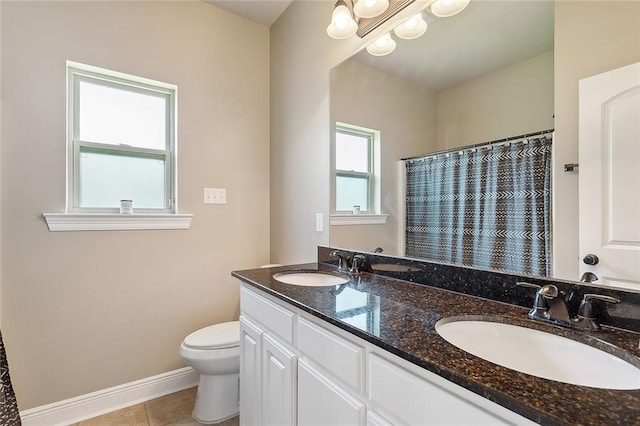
[329,1,557,274]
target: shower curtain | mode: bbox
[405,133,552,276]
[0,332,20,425]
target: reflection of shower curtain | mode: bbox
[405,132,552,276]
[0,332,21,425]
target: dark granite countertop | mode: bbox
[232,262,640,426]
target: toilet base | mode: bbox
[193,410,238,425]
[192,372,239,424]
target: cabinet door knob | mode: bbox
[582,254,599,265]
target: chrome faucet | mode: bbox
[329,250,350,271]
[517,282,620,331]
[517,283,571,325]
[350,254,369,275]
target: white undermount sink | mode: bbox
[435,319,640,390]
[272,271,349,287]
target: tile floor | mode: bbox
[72,387,239,426]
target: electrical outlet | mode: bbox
[204,188,227,204]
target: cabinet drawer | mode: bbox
[297,316,364,392]
[368,353,531,425]
[241,286,294,344]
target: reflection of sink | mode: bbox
[435,319,640,390]
[273,271,349,286]
[370,263,423,272]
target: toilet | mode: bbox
[179,321,240,424]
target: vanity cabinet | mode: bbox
[239,284,535,426]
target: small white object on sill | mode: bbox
[353,205,360,215]
[120,199,133,214]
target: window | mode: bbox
[67,62,176,213]
[335,125,374,213]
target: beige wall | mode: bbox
[553,1,640,280]
[270,1,428,265]
[1,1,270,409]
[270,2,361,264]
[437,51,554,150]
[329,59,437,255]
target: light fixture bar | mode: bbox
[354,0,390,19]
[356,0,416,38]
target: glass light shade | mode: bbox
[366,33,397,56]
[394,13,428,39]
[327,4,358,39]
[430,0,470,17]
[353,0,389,18]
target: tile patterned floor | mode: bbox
[72,387,239,426]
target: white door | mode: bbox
[579,61,640,289]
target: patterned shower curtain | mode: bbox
[405,133,552,276]
[0,332,21,425]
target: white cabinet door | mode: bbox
[579,61,640,288]
[239,316,263,426]
[262,333,297,426]
[298,360,366,426]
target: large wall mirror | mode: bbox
[330,1,556,274]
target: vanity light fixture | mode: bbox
[327,0,468,56]
[393,12,428,39]
[327,0,358,39]
[353,0,390,19]
[430,0,470,18]
[366,32,397,56]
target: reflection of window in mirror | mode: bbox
[335,123,380,214]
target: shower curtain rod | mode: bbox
[401,128,554,162]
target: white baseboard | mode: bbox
[20,367,199,426]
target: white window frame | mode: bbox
[43,62,192,231]
[331,122,388,226]
[67,62,177,214]
[335,125,374,213]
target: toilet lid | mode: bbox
[183,321,240,350]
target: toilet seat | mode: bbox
[183,321,239,350]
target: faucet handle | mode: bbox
[539,284,559,299]
[516,282,541,290]
[578,294,620,319]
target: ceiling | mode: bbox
[204,0,293,27]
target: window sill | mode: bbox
[330,214,388,226]
[43,213,193,231]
